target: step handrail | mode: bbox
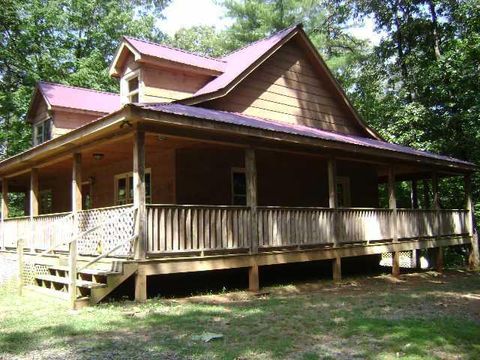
[36,206,138,258]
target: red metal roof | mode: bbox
[38,82,120,114]
[139,103,474,167]
[193,25,298,97]
[123,36,226,73]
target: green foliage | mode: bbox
[168,26,229,57]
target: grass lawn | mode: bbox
[1,270,479,359]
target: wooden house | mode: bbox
[0,25,477,308]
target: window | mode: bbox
[114,169,151,205]
[231,168,247,205]
[336,176,351,207]
[123,73,140,103]
[34,119,52,145]
[40,189,53,214]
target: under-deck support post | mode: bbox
[133,129,146,261]
[1,177,8,250]
[70,153,82,309]
[332,255,342,282]
[388,168,400,277]
[29,168,39,252]
[135,266,147,302]
[435,246,444,272]
[245,148,258,254]
[464,174,479,269]
[248,263,259,292]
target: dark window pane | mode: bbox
[145,173,151,200]
[128,77,139,92]
[233,172,246,195]
[130,93,139,103]
[117,177,127,204]
[43,119,52,141]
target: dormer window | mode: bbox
[34,119,52,146]
[121,71,141,104]
[128,77,139,102]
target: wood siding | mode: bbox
[142,65,213,103]
[175,148,379,208]
[52,110,100,137]
[205,42,368,136]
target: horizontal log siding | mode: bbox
[146,205,251,253]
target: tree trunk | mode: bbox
[427,0,442,60]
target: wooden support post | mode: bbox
[464,174,479,269]
[327,157,339,246]
[248,263,260,292]
[392,251,400,277]
[1,178,7,250]
[135,266,147,302]
[435,247,444,272]
[133,129,146,260]
[411,179,418,209]
[332,255,342,282]
[245,148,258,254]
[69,153,82,309]
[388,168,399,277]
[17,239,24,296]
[432,172,440,210]
[29,169,39,252]
[423,179,430,209]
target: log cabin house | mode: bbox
[0,25,478,308]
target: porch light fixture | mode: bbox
[92,153,104,161]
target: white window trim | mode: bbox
[114,168,151,205]
[336,176,351,208]
[121,69,141,104]
[231,167,246,205]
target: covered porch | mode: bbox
[0,129,474,259]
[0,105,477,304]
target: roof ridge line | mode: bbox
[221,24,299,59]
[38,81,119,96]
[123,36,227,63]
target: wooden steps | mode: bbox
[36,274,107,289]
[27,259,138,308]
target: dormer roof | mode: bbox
[26,82,120,122]
[109,36,226,77]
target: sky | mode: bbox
[158,0,382,45]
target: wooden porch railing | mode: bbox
[146,205,251,254]
[146,205,469,255]
[1,205,470,257]
[0,205,136,256]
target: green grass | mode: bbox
[1,271,479,359]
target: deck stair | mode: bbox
[25,258,138,308]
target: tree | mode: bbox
[0,0,170,158]
[168,26,228,57]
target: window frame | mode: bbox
[231,167,247,206]
[33,118,52,146]
[114,168,151,205]
[121,70,141,104]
